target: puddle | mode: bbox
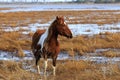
[69,23,120,36]
[0,50,33,61]
[0,49,120,63]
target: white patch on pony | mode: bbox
[64,22,66,25]
[38,29,49,51]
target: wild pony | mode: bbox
[31,16,73,75]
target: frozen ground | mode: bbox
[0,49,120,63]
[2,22,120,36]
[0,3,120,12]
[29,23,120,36]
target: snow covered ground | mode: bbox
[3,22,120,36]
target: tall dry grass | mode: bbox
[0,60,41,80]
[0,30,120,57]
[102,50,120,57]
[59,33,120,55]
[0,31,31,57]
[0,8,11,10]
[0,10,120,27]
[1,60,119,80]
[48,60,120,80]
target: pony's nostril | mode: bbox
[70,35,73,38]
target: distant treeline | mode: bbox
[76,0,120,3]
[0,0,120,3]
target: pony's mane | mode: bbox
[46,19,57,41]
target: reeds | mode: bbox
[102,50,120,57]
[59,33,120,56]
[0,10,120,28]
[0,31,31,57]
[0,57,120,80]
[1,30,120,57]
[0,60,41,80]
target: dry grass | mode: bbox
[0,60,41,80]
[59,33,120,55]
[0,30,120,57]
[39,60,120,80]
[102,50,120,57]
[0,60,120,80]
[0,10,120,27]
[0,8,11,10]
[54,61,120,80]
[0,31,31,57]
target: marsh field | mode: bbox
[0,3,120,80]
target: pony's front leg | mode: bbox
[52,57,57,76]
[37,65,40,74]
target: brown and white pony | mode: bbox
[31,16,72,75]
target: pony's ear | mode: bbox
[56,16,64,19]
[56,16,59,20]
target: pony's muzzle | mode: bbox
[67,33,73,38]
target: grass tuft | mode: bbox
[102,50,120,57]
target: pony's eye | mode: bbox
[61,22,66,26]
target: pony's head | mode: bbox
[54,16,73,38]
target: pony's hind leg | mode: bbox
[35,54,41,74]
